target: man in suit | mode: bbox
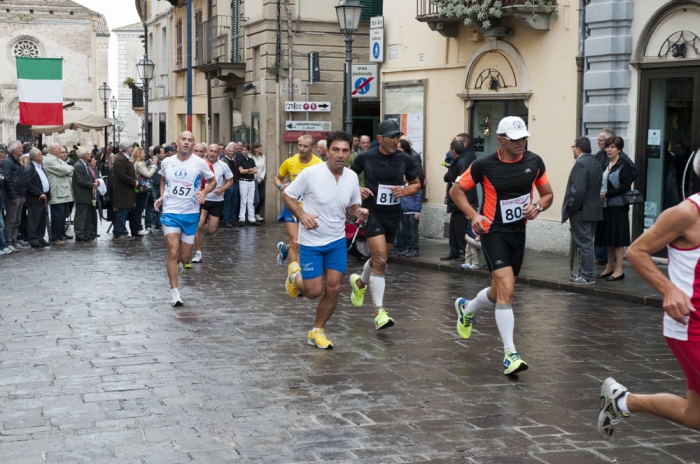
[111,143,138,240]
[563,137,604,284]
[72,148,101,242]
[43,143,74,244]
[24,148,51,247]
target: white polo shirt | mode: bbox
[284,162,361,247]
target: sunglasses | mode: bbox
[382,134,401,141]
[502,136,528,144]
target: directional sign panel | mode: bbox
[351,64,379,99]
[284,101,331,112]
[370,28,384,63]
[286,121,332,131]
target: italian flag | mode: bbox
[16,57,63,126]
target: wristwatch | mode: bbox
[535,203,543,213]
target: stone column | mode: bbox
[582,0,634,140]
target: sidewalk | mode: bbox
[390,238,665,308]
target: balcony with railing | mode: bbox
[417,0,556,37]
[194,15,245,80]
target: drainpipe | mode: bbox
[186,0,193,132]
[576,0,586,138]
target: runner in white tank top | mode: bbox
[596,193,700,439]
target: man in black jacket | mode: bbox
[442,138,477,261]
[2,141,28,251]
[562,137,603,284]
[24,148,51,247]
[72,148,101,241]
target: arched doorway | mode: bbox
[633,1,700,245]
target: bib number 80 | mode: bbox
[500,193,530,224]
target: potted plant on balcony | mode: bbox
[122,77,136,89]
[436,0,557,30]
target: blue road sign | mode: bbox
[354,78,370,95]
[373,42,380,60]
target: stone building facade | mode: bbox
[114,22,147,147]
[380,0,700,255]
[0,0,110,146]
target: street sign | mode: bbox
[351,64,379,99]
[285,121,332,131]
[283,131,330,142]
[280,79,302,95]
[370,16,384,29]
[284,101,331,112]
[370,28,384,63]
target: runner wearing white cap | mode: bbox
[449,116,554,375]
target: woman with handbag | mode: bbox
[132,147,157,236]
[595,136,633,281]
[251,143,266,222]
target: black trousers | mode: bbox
[27,204,47,245]
[448,210,468,257]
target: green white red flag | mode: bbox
[16,57,63,126]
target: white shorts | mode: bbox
[162,226,196,245]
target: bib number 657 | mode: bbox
[172,186,191,197]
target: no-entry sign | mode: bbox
[351,64,378,99]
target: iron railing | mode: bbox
[196,15,242,66]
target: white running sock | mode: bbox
[617,392,630,414]
[171,287,179,294]
[495,304,515,354]
[369,273,385,309]
[312,327,323,333]
[360,259,372,284]
[194,251,202,258]
[466,287,494,315]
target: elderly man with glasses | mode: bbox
[43,143,74,244]
[72,148,101,242]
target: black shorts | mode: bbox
[481,231,526,276]
[201,200,224,218]
[363,209,402,244]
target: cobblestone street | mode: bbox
[0,224,698,463]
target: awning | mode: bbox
[30,109,113,135]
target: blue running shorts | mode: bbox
[277,205,299,223]
[160,213,200,237]
[299,238,347,280]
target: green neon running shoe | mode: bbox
[503,350,528,375]
[350,273,365,307]
[374,308,394,331]
[454,298,474,339]
[183,260,192,269]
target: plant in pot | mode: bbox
[123,77,136,89]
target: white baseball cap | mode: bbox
[497,116,530,139]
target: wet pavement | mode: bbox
[0,223,698,463]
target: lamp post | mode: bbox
[136,54,155,148]
[98,82,111,149]
[110,96,117,149]
[117,121,124,147]
[335,0,363,134]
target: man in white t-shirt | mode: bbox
[283,131,368,349]
[154,132,217,306]
[192,143,233,264]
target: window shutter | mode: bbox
[360,0,383,21]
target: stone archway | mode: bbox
[458,40,532,107]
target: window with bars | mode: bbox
[176,18,183,70]
[195,9,203,60]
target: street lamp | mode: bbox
[136,54,155,148]
[117,121,124,147]
[98,82,111,149]
[335,0,363,134]
[110,96,117,149]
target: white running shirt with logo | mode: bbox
[160,155,215,215]
[205,160,233,203]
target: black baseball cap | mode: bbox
[164,146,176,154]
[377,119,402,137]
